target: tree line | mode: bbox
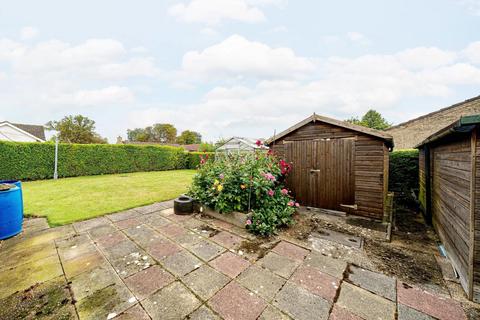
[45,109,391,145]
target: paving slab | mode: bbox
[237,265,286,301]
[4,226,75,251]
[186,239,225,261]
[209,251,250,278]
[273,282,331,320]
[209,281,267,320]
[272,241,309,262]
[22,217,50,234]
[259,305,292,320]
[304,251,347,279]
[102,239,142,261]
[107,209,140,222]
[328,305,363,320]
[0,240,57,271]
[174,231,204,246]
[181,217,206,231]
[135,202,167,214]
[124,265,175,300]
[142,281,201,319]
[76,283,137,320]
[124,225,163,248]
[187,305,221,320]
[159,208,174,217]
[211,231,243,249]
[162,250,203,276]
[63,250,107,279]
[0,276,77,320]
[146,239,182,260]
[258,252,299,279]
[348,265,396,301]
[337,282,396,320]
[88,224,118,240]
[70,265,119,301]
[56,234,96,261]
[182,264,230,300]
[397,282,466,320]
[0,254,63,300]
[290,265,339,302]
[115,217,142,230]
[73,217,110,233]
[95,231,128,249]
[167,213,194,223]
[398,303,436,320]
[115,304,151,320]
[156,223,188,238]
[109,250,155,279]
[143,213,170,229]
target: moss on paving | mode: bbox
[0,277,76,320]
[22,170,196,226]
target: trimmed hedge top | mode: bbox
[0,141,210,181]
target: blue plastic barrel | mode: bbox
[0,185,23,240]
[0,180,23,214]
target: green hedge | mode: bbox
[0,141,211,181]
[187,152,215,169]
[389,149,419,200]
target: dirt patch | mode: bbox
[364,240,444,285]
[282,213,315,240]
[238,239,277,260]
[199,225,220,237]
[0,277,76,320]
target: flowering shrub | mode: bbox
[188,149,297,236]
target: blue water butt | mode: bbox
[0,185,23,240]
[0,180,23,214]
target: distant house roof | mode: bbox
[0,121,46,142]
[266,113,393,147]
[183,144,200,152]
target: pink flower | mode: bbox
[268,189,274,196]
[281,188,289,195]
[246,219,252,225]
[219,173,224,179]
[287,201,294,207]
[256,140,262,146]
[295,202,300,207]
[261,172,276,182]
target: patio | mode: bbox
[0,201,469,320]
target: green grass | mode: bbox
[22,170,196,226]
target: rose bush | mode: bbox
[188,150,297,236]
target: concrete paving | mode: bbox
[0,200,470,319]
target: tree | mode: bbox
[198,142,215,152]
[46,115,107,144]
[177,130,202,144]
[152,124,177,143]
[127,123,177,143]
[346,109,391,130]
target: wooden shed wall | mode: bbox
[269,121,388,219]
[418,148,427,213]
[474,130,480,301]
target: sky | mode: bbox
[0,0,480,143]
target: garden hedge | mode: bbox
[389,149,419,202]
[0,141,211,181]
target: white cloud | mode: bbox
[44,86,135,106]
[463,41,480,64]
[132,41,480,141]
[168,0,266,25]
[181,35,315,80]
[20,27,39,40]
[346,32,370,45]
[455,0,480,15]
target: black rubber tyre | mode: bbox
[174,195,194,215]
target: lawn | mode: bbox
[22,170,196,226]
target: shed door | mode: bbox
[285,138,355,210]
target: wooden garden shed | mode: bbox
[417,114,480,302]
[266,114,393,220]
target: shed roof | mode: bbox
[415,114,480,148]
[266,114,393,146]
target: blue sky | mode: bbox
[1,0,480,142]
